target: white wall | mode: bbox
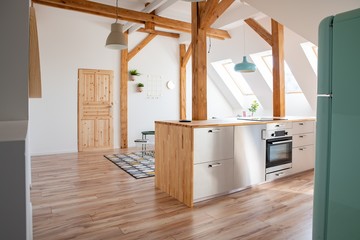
[207,17,317,117]
[30,4,234,154]
[30,5,120,154]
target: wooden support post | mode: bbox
[120,32,129,148]
[180,44,187,120]
[191,2,207,120]
[271,19,285,117]
[29,6,42,98]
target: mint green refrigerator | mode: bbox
[313,8,360,240]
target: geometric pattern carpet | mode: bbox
[104,152,155,179]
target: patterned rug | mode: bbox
[104,152,155,179]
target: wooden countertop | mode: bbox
[155,117,316,128]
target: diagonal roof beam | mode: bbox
[200,0,219,29]
[123,0,167,32]
[244,18,273,46]
[128,34,157,61]
[205,0,235,27]
[32,0,230,39]
[155,0,179,15]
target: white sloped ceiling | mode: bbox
[244,0,360,43]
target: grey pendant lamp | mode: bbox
[234,25,256,72]
[106,0,127,50]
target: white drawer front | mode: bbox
[292,121,314,134]
[292,145,315,174]
[292,133,315,147]
[194,159,234,200]
[266,169,291,181]
[194,127,234,164]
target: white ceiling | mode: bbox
[91,0,360,43]
[92,0,260,29]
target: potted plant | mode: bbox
[248,100,259,117]
[129,69,141,81]
[137,82,144,92]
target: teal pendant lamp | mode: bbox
[234,56,257,72]
[234,24,256,73]
[105,0,128,50]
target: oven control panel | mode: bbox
[266,122,293,139]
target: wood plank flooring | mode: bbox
[31,149,314,240]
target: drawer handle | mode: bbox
[275,172,285,177]
[208,163,222,168]
[208,129,220,133]
[299,122,304,126]
[299,135,305,138]
[299,147,306,151]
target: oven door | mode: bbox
[266,136,292,170]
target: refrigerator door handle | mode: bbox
[317,94,332,98]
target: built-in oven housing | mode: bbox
[266,136,292,173]
[265,123,293,180]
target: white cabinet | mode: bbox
[193,126,234,201]
[292,121,314,134]
[234,125,266,189]
[193,159,234,200]
[194,127,234,164]
[292,120,315,174]
[292,145,315,173]
[293,133,315,148]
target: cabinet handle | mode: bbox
[208,129,220,133]
[299,122,304,126]
[208,163,222,168]
[299,135,305,138]
[299,147,306,151]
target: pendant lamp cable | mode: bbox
[243,25,246,56]
[115,0,119,23]
[208,36,212,53]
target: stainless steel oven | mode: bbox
[265,123,293,180]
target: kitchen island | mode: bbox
[155,117,315,207]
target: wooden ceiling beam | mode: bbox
[32,0,231,39]
[128,34,157,61]
[244,18,273,46]
[137,28,180,38]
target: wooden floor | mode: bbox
[31,149,314,240]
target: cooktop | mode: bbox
[237,117,288,121]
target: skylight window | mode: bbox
[301,42,318,75]
[250,50,302,94]
[223,62,254,95]
[211,59,254,96]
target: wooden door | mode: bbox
[78,69,113,151]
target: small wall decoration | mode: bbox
[137,82,144,92]
[166,81,175,90]
[129,69,141,81]
[146,74,163,99]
